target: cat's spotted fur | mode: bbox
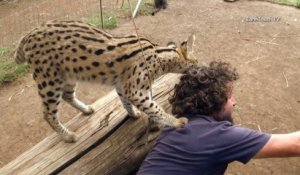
[15,20,197,142]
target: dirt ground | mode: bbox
[0,0,300,174]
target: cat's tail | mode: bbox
[14,34,30,64]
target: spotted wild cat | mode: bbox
[15,20,197,142]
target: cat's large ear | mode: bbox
[167,41,177,49]
[180,34,196,60]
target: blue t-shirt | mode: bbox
[137,115,271,175]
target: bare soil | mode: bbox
[0,0,300,174]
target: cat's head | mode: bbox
[167,34,199,72]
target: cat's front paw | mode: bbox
[82,105,94,115]
[128,108,143,119]
[62,131,78,143]
[172,117,188,128]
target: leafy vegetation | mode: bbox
[121,0,154,16]
[0,47,10,57]
[85,11,118,29]
[0,59,28,84]
[0,46,28,84]
[272,0,300,7]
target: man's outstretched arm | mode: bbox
[254,131,300,158]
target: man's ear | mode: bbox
[167,42,177,49]
[180,34,196,59]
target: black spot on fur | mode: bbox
[92,62,100,67]
[49,81,55,86]
[53,24,62,27]
[150,103,154,107]
[52,110,58,114]
[47,99,57,104]
[42,81,47,88]
[133,66,137,75]
[139,62,144,67]
[79,45,87,50]
[47,91,55,97]
[43,102,49,107]
[32,44,37,49]
[107,45,116,51]
[64,36,71,40]
[73,33,80,37]
[146,55,152,61]
[94,49,105,55]
[80,56,87,60]
[106,61,114,68]
[73,68,78,73]
[99,72,106,76]
[38,84,43,90]
[34,68,40,73]
[38,92,45,98]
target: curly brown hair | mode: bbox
[169,61,239,116]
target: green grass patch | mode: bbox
[121,0,154,16]
[0,60,28,84]
[272,0,300,7]
[85,11,118,29]
[0,47,11,57]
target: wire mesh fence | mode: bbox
[0,0,124,50]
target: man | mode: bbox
[137,61,300,175]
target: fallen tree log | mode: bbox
[0,74,181,175]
